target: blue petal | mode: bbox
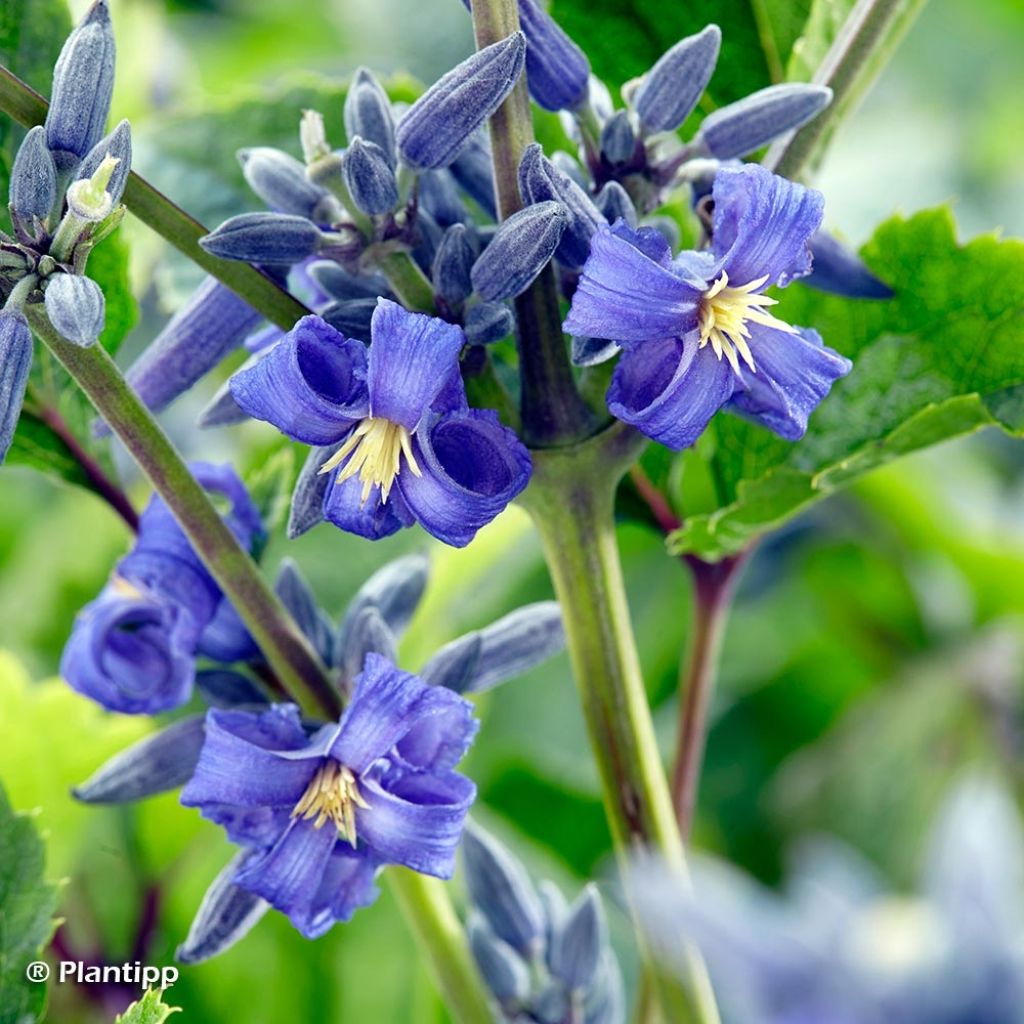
[201,803,293,848]
[117,550,219,643]
[358,768,476,878]
[607,335,736,449]
[728,325,851,440]
[311,845,382,928]
[563,222,700,343]
[191,462,265,550]
[395,690,479,773]
[198,598,258,663]
[367,299,466,428]
[711,164,823,288]
[322,468,415,541]
[230,315,368,445]
[397,409,532,548]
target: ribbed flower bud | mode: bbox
[239,147,330,220]
[470,201,566,301]
[344,68,397,168]
[9,127,57,225]
[342,137,399,216]
[44,274,106,347]
[76,119,132,208]
[633,25,721,132]
[0,312,33,465]
[200,212,323,264]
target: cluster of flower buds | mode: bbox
[462,823,623,1024]
[70,551,566,955]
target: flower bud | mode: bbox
[805,230,894,299]
[342,137,399,216]
[464,301,514,346]
[287,445,333,539]
[550,150,588,188]
[344,68,397,168]
[200,212,322,264]
[449,132,497,218]
[432,223,476,304]
[468,916,530,1005]
[65,154,120,222]
[518,143,604,269]
[308,261,389,302]
[76,119,132,208]
[44,273,106,347]
[338,553,429,647]
[470,201,566,300]
[0,312,33,465]
[321,298,378,342]
[419,170,468,228]
[9,126,57,224]
[697,83,833,160]
[45,0,116,167]
[274,560,334,666]
[396,33,526,170]
[599,110,637,165]
[633,25,721,132]
[594,181,637,228]
[338,605,397,684]
[571,335,619,367]
[239,146,330,220]
[516,0,590,111]
[195,669,269,709]
[549,884,606,990]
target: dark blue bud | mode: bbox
[535,983,570,1024]
[308,261,389,302]
[197,376,252,429]
[634,25,721,132]
[471,201,566,300]
[594,181,637,228]
[9,126,57,223]
[550,884,606,990]
[339,605,397,683]
[195,669,269,709]
[517,0,590,111]
[44,274,105,347]
[697,84,833,160]
[200,212,323,265]
[345,68,397,168]
[239,147,330,220]
[421,633,482,692]
[433,224,477,304]
[584,950,624,1024]
[518,143,604,269]
[419,169,469,228]
[550,150,588,188]
[449,132,497,218]
[411,209,444,276]
[805,230,894,299]
[0,312,33,465]
[338,553,430,647]
[468,916,530,1005]
[274,559,335,666]
[177,854,269,964]
[76,118,132,208]
[322,298,378,342]
[462,821,545,955]
[464,301,514,346]
[599,110,637,165]
[397,33,526,170]
[571,335,620,367]
[343,137,399,215]
[45,0,116,167]
[72,715,206,803]
[287,444,333,538]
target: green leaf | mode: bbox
[0,779,59,1024]
[115,989,180,1024]
[669,207,1024,560]
[243,442,296,545]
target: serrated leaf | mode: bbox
[114,989,180,1024]
[0,780,59,1024]
[669,208,1024,560]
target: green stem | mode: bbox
[764,0,928,179]
[0,65,308,332]
[377,249,438,314]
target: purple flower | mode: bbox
[180,653,478,938]
[230,299,531,547]
[563,164,852,449]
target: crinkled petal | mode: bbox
[322,467,415,541]
[367,299,466,428]
[728,325,851,440]
[396,691,479,773]
[201,803,294,848]
[229,315,368,445]
[397,409,532,548]
[197,598,258,663]
[608,335,736,449]
[313,845,382,929]
[358,769,476,877]
[711,163,824,288]
[563,222,701,343]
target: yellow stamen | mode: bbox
[697,271,797,373]
[318,416,422,504]
[292,761,369,847]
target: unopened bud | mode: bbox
[200,212,323,265]
[464,302,514,346]
[239,146,330,220]
[344,69,396,168]
[432,224,476,305]
[0,311,33,465]
[76,120,132,208]
[470,201,566,300]
[9,126,57,224]
[600,110,638,166]
[634,25,721,132]
[66,154,119,222]
[342,137,399,216]
[594,181,637,228]
[44,273,106,347]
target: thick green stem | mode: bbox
[377,249,438,314]
[764,0,928,179]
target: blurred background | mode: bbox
[1,0,1023,1020]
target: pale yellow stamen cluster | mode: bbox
[318,416,422,503]
[697,271,796,373]
[292,760,369,846]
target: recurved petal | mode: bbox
[322,469,415,541]
[563,223,700,343]
[607,335,735,450]
[367,300,466,428]
[397,409,532,548]
[727,325,851,441]
[711,163,824,288]
[229,315,368,445]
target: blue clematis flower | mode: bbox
[230,298,531,547]
[180,653,478,938]
[61,463,263,713]
[563,163,852,449]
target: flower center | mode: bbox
[292,760,369,846]
[318,416,422,504]
[697,271,796,373]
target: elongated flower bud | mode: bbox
[634,25,721,132]
[805,230,894,298]
[470,201,566,300]
[464,302,514,346]
[594,181,637,228]
[200,212,322,264]
[571,335,619,367]
[599,110,638,165]
[9,126,57,224]
[44,274,106,347]
[449,132,497,218]
[344,68,397,168]
[396,33,526,170]
[45,0,116,167]
[419,170,468,228]
[76,119,132,208]
[517,0,590,111]
[308,261,389,302]
[0,312,33,465]
[697,83,833,159]
[433,224,476,304]
[469,917,530,1004]
[549,884,606,990]
[239,147,329,220]
[322,298,378,342]
[342,137,399,216]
